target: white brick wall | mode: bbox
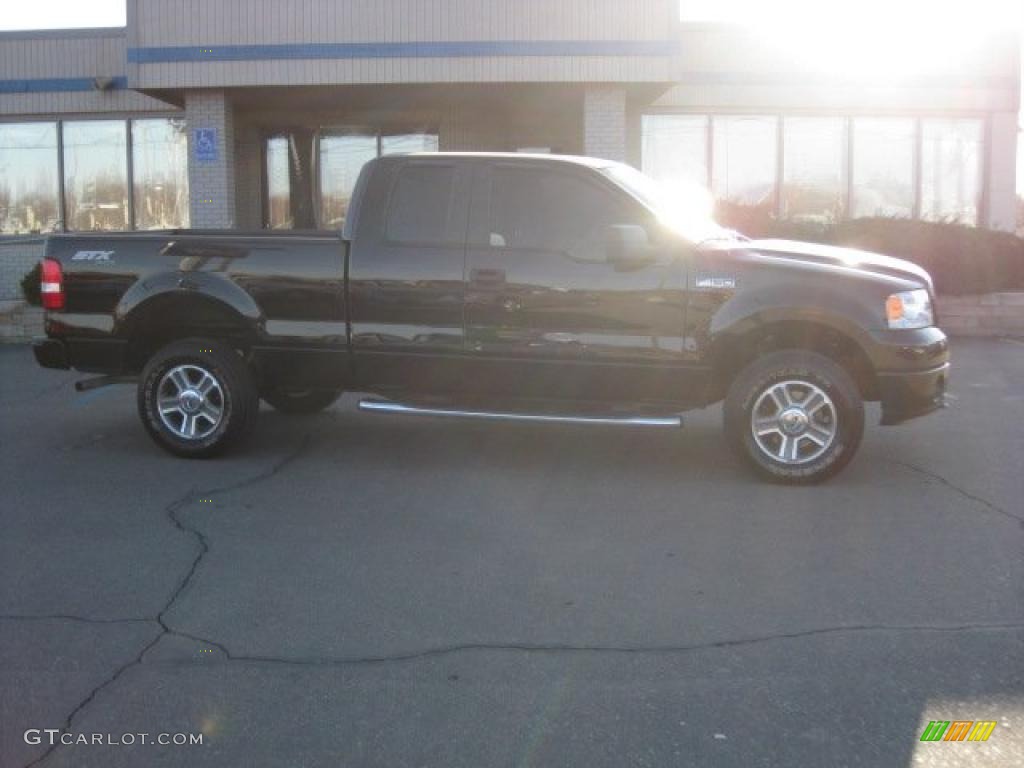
[0,301,44,342]
[583,85,626,162]
[186,91,237,228]
[939,293,1024,337]
[0,240,45,301]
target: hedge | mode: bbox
[716,202,1024,296]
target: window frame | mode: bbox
[639,108,990,227]
[0,120,61,236]
[262,125,440,231]
[0,114,189,236]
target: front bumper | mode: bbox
[867,327,950,426]
[877,362,949,425]
[33,338,70,370]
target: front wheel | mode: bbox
[138,338,258,458]
[724,350,864,484]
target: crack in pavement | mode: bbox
[136,619,1024,668]
[156,432,314,627]
[20,432,313,768]
[20,433,1021,767]
[895,460,1024,528]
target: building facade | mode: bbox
[0,0,1019,288]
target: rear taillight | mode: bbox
[40,258,64,310]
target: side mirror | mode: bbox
[605,224,654,269]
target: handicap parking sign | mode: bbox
[194,128,219,163]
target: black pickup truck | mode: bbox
[33,153,949,483]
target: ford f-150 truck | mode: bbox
[33,153,949,483]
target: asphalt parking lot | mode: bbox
[1,338,1022,768]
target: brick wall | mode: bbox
[0,239,44,301]
[938,293,1024,337]
[186,91,237,228]
[583,85,626,162]
[0,301,44,342]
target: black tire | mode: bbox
[137,338,258,458]
[261,388,343,414]
[724,350,864,485]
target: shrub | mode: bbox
[21,263,42,307]
[715,203,1024,296]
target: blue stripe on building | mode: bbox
[127,39,681,64]
[0,76,128,94]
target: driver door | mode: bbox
[462,161,692,406]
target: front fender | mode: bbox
[702,280,883,359]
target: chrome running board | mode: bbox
[357,399,683,428]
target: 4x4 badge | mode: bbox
[695,274,736,290]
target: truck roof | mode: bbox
[379,152,616,168]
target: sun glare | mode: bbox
[683,0,1023,78]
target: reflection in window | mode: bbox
[641,115,709,188]
[851,118,915,219]
[265,137,292,229]
[0,122,59,234]
[386,165,455,244]
[132,119,189,230]
[782,117,846,223]
[381,132,440,156]
[319,132,378,230]
[486,167,632,255]
[921,119,982,225]
[63,120,128,231]
[712,116,777,208]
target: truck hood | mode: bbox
[746,239,933,291]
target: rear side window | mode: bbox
[385,164,456,245]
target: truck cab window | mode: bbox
[385,164,456,245]
[486,167,646,259]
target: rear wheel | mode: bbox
[724,350,864,484]
[261,388,343,414]
[138,338,258,458]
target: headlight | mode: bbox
[886,289,933,329]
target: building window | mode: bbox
[921,118,982,225]
[641,115,709,188]
[782,117,847,224]
[63,120,129,231]
[381,132,440,156]
[712,116,777,210]
[132,119,189,230]
[265,136,292,229]
[0,122,60,235]
[851,118,916,219]
[319,132,378,230]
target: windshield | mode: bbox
[598,162,737,245]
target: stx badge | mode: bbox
[71,251,115,262]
